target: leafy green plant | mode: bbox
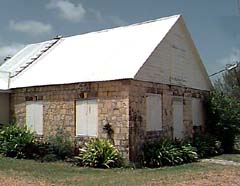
[0,125,74,161]
[0,125,35,158]
[179,143,199,163]
[31,139,54,161]
[76,138,123,168]
[192,133,223,158]
[234,135,240,153]
[141,139,198,168]
[46,127,74,160]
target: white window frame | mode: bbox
[26,101,43,135]
[76,99,98,137]
[146,94,163,131]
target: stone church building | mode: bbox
[0,15,212,161]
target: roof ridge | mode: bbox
[4,14,181,46]
[65,14,181,39]
[124,14,181,27]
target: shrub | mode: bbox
[76,138,123,168]
[205,91,240,153]
[233,135,240,153]
[32,140,53,161]
[46,128,74,160]
[192,133,223,158]
[178,143,199,163]
[0,125,35,158]
[0,125,74,161]
[141,139,198,168]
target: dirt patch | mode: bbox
[175,169,240,186]
[0,176,49,186]
[201,159,240,166]
[146,168,240,186]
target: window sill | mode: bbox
[146,129,163,132]
[34,134,43,139]
[75,135,97,138]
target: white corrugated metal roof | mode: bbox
[0,39,62,78]
[0,14,180,89]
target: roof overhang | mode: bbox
[0,71,10,90]
[0,89,11,93]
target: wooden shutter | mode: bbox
[146,94,162,131]
[76,100,88,136]
[34,102,43,135]
[26,102,34,132]
[87,100,98,136]
[26,101,43,135]
[173,97,183,139]
[192,98,203,126]
[76,99,98,136]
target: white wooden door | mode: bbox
[76,99,98,136]
[173,98,183,139]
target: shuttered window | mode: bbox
[192,98,203,126]
[173,97,184,139]
[146,94,162,131]
[76,99,98,136]
[26,101,43,135]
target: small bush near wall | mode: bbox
[0,125,74,161]
[0,125,35,158]
[141,139,198,168]
[192,133,223,158]
[46,128,74,160]
[75,138,123,168]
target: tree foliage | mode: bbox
[214,63,240,100]
[205,91,240,152]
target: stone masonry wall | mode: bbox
[10,78,208,162]
[128,80,207,162]
[10,80,130,159]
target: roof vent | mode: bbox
[53,35,63,40]
[4,56,12,62]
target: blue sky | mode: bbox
[0,0,239,75]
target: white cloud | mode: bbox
[88,9,127,26]
[0,43,25,64]
[109,16,127,26]
[47,0,126,26]
[9,20,53,36]
[208,48,240,76]
[219,48,240,66]
[47,0,86,22]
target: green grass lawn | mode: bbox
[0,155,240,186]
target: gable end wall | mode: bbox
[135,18,212,91]
[129,80,207,162]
